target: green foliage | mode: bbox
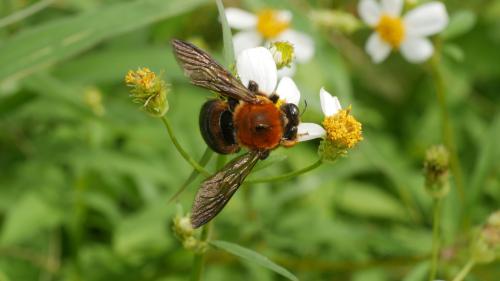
[0,0,499,281]
[210,240,298,281]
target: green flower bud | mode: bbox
[318,139,346,162]
[472,211,500,263]
[125,67,169,117]
[84,87,105,116]
[268,41,295,69]
[423,145,450,198]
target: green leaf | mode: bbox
[336,182,409,221]
[1,193,62,245]
[443,10,477,40]
[468,115,500,205]
[216,0,235,66]
[443,43,465,62]
[210,240,299,281]
[0,0,208,83]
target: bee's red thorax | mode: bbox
[233,100,283,151]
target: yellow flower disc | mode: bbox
[257,10,290,39]
[322,108,363,149]
[376,14,405,48]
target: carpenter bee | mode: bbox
[171,39,300,228]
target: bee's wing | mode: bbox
[171,39,258,104]
[191,151,261,228]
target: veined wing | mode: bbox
[191,151,261,228]
[171,39,257,103]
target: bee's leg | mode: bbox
[228,97,239,112]
[258,150,270,160]
[269,94,279,103]
[248,80,259,93]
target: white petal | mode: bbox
[400,36,434,63]
[297,123,326,142]
[320,88,342,117]
[236,47,277,95]
[358,0,381,26]
[365,32,392,63]
[275,30,315,63]
[381,0,403,17]
[225,8,257,30]
[232,30,262,56]
[277,63,296,78]
[276,77,300,105]
[277,10,293,23]
[404,2,449,37]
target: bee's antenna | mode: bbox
[300,100,308,117]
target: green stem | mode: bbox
[167,147,213,204]
[246,159,323,184]
[451,259,475,281]
[429,198,442,281]
[428,47,466,207]
[160,116,210,177]
[190,221,212,281]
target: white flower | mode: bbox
[297,88,362,151]
[226,7,315,75]
[296,88,340,142]
[236,47,309,142]
[358,0,448,63]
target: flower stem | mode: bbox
[160,116,211,177]
[246,159,323,184]
[451,259,475,281]
[429,197,442,281]
[167,147,213,204]
[428,46,466,207]
[190,222,212,281]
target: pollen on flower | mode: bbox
[275,98,285,109]
[376,14,405,48]
[125,67,156,90]
[322,107,362,149]
[257,10,290,39]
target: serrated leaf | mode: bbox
[0,0,208,82]
[210,240,299,281]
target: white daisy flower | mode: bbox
[297,88,362,149]
[358,0,448,63]
[226,7,315,75]
[236,47,310,142]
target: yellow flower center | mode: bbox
[275,98,285,109]
[125,67,156,90]
[322,107,363,149]
[376,14,405,48]
[257,10,290,39]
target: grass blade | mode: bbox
[215,0,235,66]
[210,240,299,281]
[0,0,208,83]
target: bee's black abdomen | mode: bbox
[199,99,240,154]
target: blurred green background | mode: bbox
[0,0,499,280]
